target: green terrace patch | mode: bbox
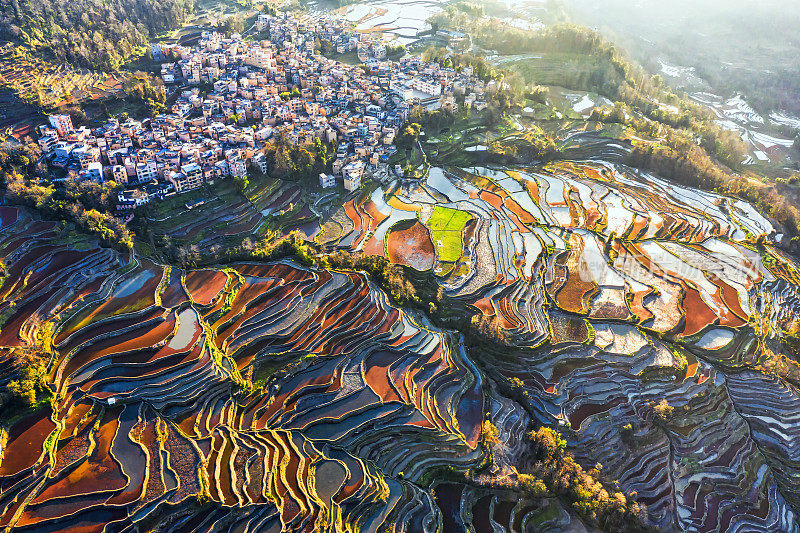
[427,206,473,262]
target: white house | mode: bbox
[319,173,336,189]
[135,161,158,183]
[411,78,441,96]
[85,162,103,182]
[118,188,150,207]
[38,133,58,154]
[253,153,268,174]
[230,158,247,178]
[342,161,364,192]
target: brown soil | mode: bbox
[386,222,435,272]
[184,270,228,306]
[680,286,717,337]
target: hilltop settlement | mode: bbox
[35,12,495,213]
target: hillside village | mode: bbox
[34,12,496,214]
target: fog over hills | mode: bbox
[565,0,800,113]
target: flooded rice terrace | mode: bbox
[307,0,442,44]
[658,61,799,165]
[5,151,800,530]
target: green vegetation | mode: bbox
[566,0,800,116]
[261,134,334,182]
[384,43,405,59]
[317,41,360,66]
[233,174,249,192]
[470,314,509,346]
[0,0,194,70]
[6,362,48,407]
[0,322,54,426]
[1,144,133,249]
[217,12,246,35]
[521,427,648,531]
[423,49,503,82]
[403,97,556,169]
[482,420,500,446]
[428,16,749,167]
[123,74,167,117]
[427,206,472,262]
[651,399,674,425]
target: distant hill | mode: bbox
[564,0,800,115]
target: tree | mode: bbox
[385,43,406,58]
[6,364,47,406]
[4,321,53,408]
[234,174,249,193]
[526,85,549,105]
[0,0,194,71]
[521,427,646,529]
[2,152,133,251]
[396,122,421,150]
[471,314,508,345]
[482,420,500,446]
[652,399,674,424]
[125,74,166,117]
[219,14,245,36]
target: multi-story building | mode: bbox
[111,165,129,184]
[48,114,74,137]
[342,160,364,192]
[135,162,158,184]
[85,162,103,182]
[253,153,268,174]
[169,163,204,193]
[117,188,150,209]
[412,77,442,96]
[38,132,59,154]
[257,14,270,32]
[230,158,247,178]
[319,173,336,189]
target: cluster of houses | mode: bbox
[37,12,496,214]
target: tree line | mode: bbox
[124,74,167,117]
[261,134,334,182]
[0,0,194,70]
[626,135,800,246]
[428,14,749,171]
[519,427,649,531]
[0,143,133,249]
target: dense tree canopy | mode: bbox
[0,0,194,70]
[0,143,133,249]
[261,134,333,182]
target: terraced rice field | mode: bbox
[4,155,800,530]
[312,160,800,529]
[0,46,125,139]
[148,179,315,248]
[0,207,487,531]
[427,206,474,263]
[386,220,435,271]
